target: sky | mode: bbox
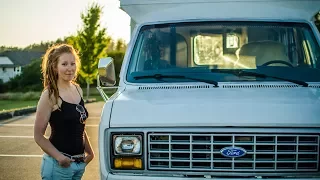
[0,0,131,47]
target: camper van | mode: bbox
[97,0,320,179]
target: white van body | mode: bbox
[97,0,320,179]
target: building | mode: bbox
[0,51,44,83]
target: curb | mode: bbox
[0,106,37,121]
[0,98,97,121]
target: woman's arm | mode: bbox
[33,90,72,167]
[76,85,95,164]
[84,130,95,164]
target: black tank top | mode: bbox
[49,86,89,155]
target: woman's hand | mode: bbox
[84,154,94,165]
[57,155,74,168]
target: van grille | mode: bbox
[148,133,319,172]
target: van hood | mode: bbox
[110,85,320,128]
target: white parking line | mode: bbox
[0,124,33,127]
[0,124,99,127]
[6,115,102,118]
[0,154,42,157]
[0,136,34,138]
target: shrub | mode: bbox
[0,79,5,93]
[107,51,125,85]
[4,58,43,92]
[0,91,41,101]
[21,91,41,100]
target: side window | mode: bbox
[293,28,315,67]
[128,30,145,73]
[301,28,320,68]
[141,32,171,70]
[153,32,187,68]
[133,30,187,71]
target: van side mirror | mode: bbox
[98,57,116,86]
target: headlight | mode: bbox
[113,135,142,155]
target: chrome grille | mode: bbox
[148,133,319,172]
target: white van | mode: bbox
[97,0,320,179]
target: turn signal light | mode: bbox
[114,157,142,169]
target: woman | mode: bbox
[34,44,94,179]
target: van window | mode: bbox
[127,22,320,83]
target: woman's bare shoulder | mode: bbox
[73,83,84,96]
[39,89,50,102]
[39,89,57,109]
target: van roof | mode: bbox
[120,0,320,24]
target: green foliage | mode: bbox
[115,38,127,52]
[0,37,69,53]
[0,101,37,113]
[23,38,67,52]
[68,2,111,85]
[5,58,43,92]
[0,46,22,53]
[107,51,125,85]
[0,91,41,100]
[0,79,4,93]
[106,38,127,53]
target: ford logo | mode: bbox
[220,146,247,158]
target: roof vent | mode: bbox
[222,84,299,88]
[308,85,320,88]
[138,85,212,90]
[137,84,320,90]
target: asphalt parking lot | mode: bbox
[0,101,105,180]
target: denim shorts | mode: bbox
[40,153,86,180]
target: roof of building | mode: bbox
[0,51,44,66]
[0,57,14,65]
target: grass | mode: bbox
[83,87,117,101]
[0,91,41,101]
[0,100,38,112]
[0,87,117,112]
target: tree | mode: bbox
[0,46,22,53]
[115,38,127,52]
[68,2,111,100]
[107,51,125,85]
[5,58,42,92]
[23,37,69,52]
[107,39,115,52]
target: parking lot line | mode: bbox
[0,124,99,127]
[0,154,42,157]
[0,135,34,138]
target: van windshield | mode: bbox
[127,21,320,84]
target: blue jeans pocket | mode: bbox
[81,162,87,169]
[53,163,73,180]
[40,156,45,178]
[41,154,85,180]
[41,154,54,180]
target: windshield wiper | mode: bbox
[133,74,219,87]
[211,69,308,87]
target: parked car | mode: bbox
[97,0,320,179]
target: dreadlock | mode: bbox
[41,44,81,105]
